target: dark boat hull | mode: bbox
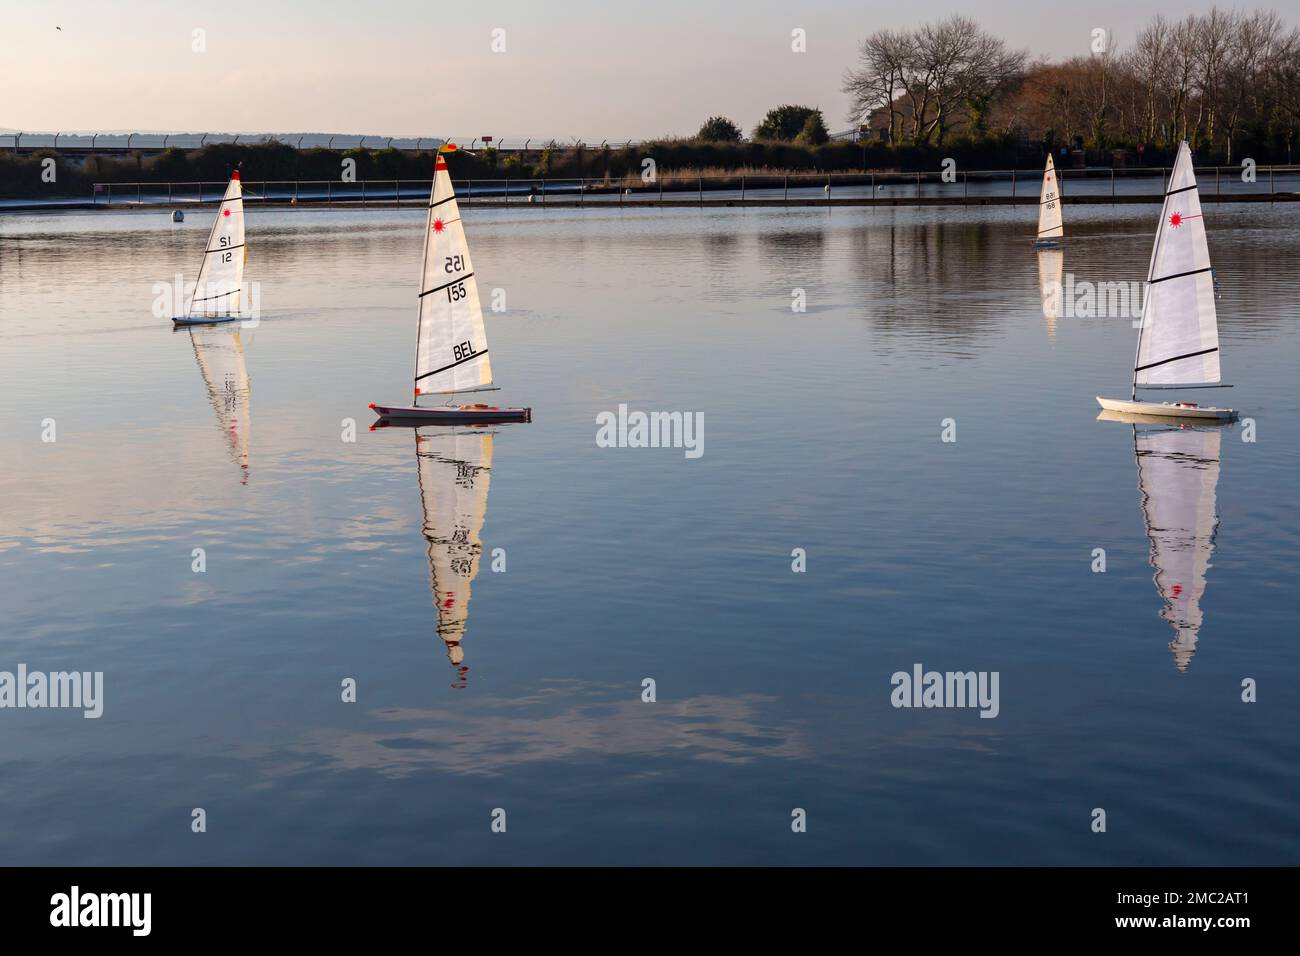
[369,403,531,424]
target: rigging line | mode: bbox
[419,272,474,298]
[1135,346,1218,373]
[1148,266,1212,285]
[415,349,489,381]
[191,288,239,303]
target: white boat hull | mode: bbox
[370,402,531,424]
[1096,396,1235,421]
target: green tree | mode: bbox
[503,152,534,178]
[793,112,830,146]
[754,104,825,141]
[696,115,743,142]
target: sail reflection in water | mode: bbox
[1036,247,1064,339]
[188,326,250,483]
[1132,422,1224,671]
[415,427,494,688]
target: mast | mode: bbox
[1133,148,1176,400]
[412,155,439,405]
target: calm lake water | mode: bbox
[1,201,1297,865]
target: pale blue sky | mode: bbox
[4,0,1260,139]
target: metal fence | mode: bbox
[1,131,643,153]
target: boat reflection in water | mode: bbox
[1099,409,1228,671]
[377,425,495,689]
[1036,246,1064,339]
[187,325,250,484]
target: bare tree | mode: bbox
[842,29,909,144]
[1220,10,1283,163]
[1132,15,1171,144]
[1192,8,1238,148]
[844,16,1024,147]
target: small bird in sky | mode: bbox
[56,26,62,30]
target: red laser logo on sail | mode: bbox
[1169,212,1183,228]
[223,209,231,217]
[432,218,445,233]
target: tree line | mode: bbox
[842,10,1300,163]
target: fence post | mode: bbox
[138,182,142,204]
[505,178,509,204]
[659,176,663,202]
[1270,166,1274,198]
[741,175,745,201]
[327,180,331,206]
[580,178,583,206]
[871,172,875,199]
[915,170,920,198]
[698,175,702,204]
[108,183,113,204]
[784,175,788,203]
[395,179,399,207]
[1111,167,1115,200]
[1216,166,1220,196]
[964,171,968,199]
[294,181,299,205]
[196,182,200,205]
[168,182,172,204]
[1011,169,1016,198]
[362,180,366,206]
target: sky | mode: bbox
[1,0,1267,140]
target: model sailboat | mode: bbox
[1098,143,1234,420]
[174,171,246,326]
[370,147,531,424]
[1034,153,1063,246]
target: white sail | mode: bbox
[1135,425,1221,671]
[189,326,251,482]
[1134,142,1220,387]
[416,428,493,679]
[1037,246,1064,338]
[188,173,246,317]
[414,155,492,397]
[1036,153,1063,240]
